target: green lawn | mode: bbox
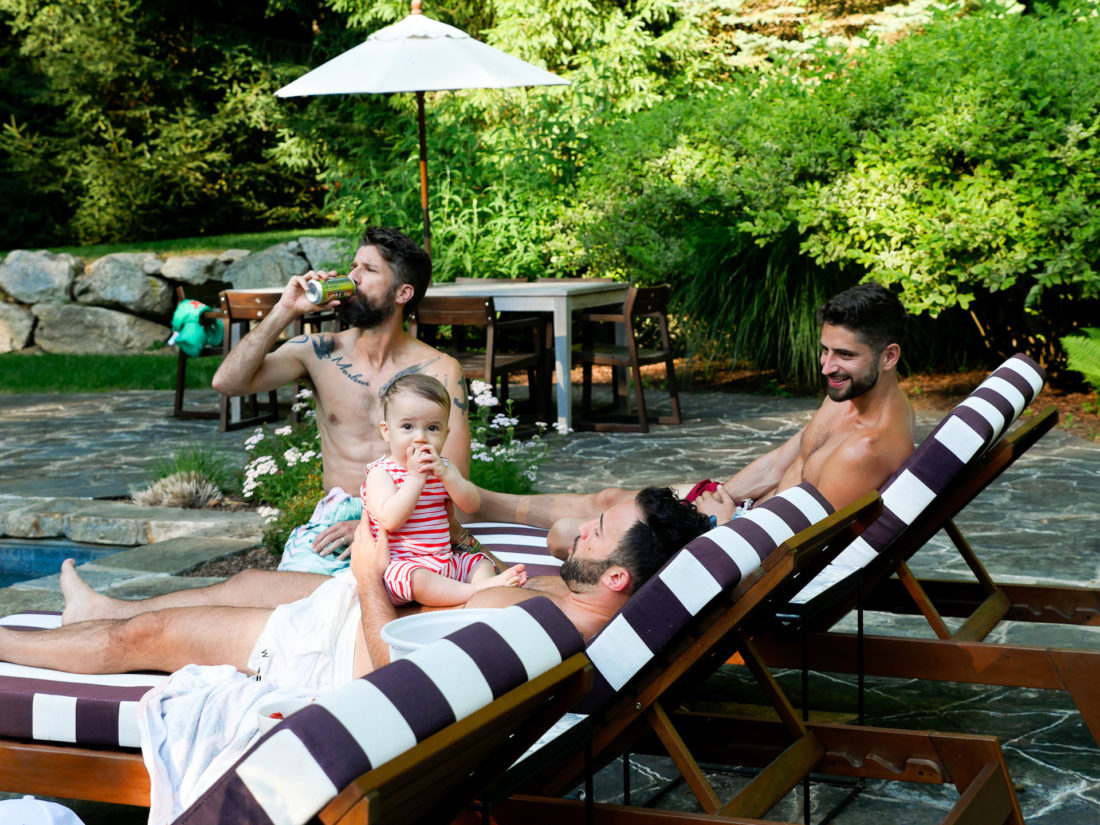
[0,352,221,393]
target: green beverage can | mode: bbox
[305,276,355,304]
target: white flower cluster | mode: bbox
[256,505,280,524]
[470,379,499,408]
[291,388,314,414]
[242,454,279,498]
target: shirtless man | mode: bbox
[213,226,470,576]
[476,282,916,551]
[4,489,710,685]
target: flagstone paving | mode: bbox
[0,387,1097,822]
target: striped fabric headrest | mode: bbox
[579,483,833,711]
[174,597,581,825]
[791,353,1045,604]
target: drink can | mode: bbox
[305,276,355,305]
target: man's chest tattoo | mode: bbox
[311,334,370,388]
[378,358,442,398]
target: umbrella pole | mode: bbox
[417,90,431,256]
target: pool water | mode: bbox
[0,538,126,588]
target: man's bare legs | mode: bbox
[59,560,326,625]
[0,605,272,675]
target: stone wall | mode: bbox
[0,236,353,354]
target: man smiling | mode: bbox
[477,283,916,535]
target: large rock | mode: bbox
[161,254,227,286]
[74,253,173,319]
[0,250,81,304]
[223,242,310,289]
[33,303,170,353]
[0,303,35,352]
[299,236,354,271]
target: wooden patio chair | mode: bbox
[465,485,1024,824]
[408,295,550,420]
[749,353,1100,747]
[572,284,681,433]
[216,290,283,432]
[0,598,590,824]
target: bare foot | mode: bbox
[60,559,117,625]
[475,564,527,590]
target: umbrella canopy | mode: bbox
[276,1,568,254]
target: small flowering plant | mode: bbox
[242,389,325,549]
[467,379,565,494]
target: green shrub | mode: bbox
[1062,328,1100,393]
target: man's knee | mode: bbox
[107,611,169,654]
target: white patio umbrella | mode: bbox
[276,0,568,255]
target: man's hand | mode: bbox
[281,270,344,315]
[350,521,391,582]
[692,485,738,524]
[312,518,360,559]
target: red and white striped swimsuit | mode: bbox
[362,456,450,555]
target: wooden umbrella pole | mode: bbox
[417,89,431,255]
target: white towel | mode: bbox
[138,664,316,825]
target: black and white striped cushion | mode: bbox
[0,612,165,748]
[790,353,1045,604]
[579,483,833,711]
[174,596,582,825]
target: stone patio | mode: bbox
[0,386,1097,823]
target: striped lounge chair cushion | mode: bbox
[175,596,582,825]
[579,483,833,711]
[468,522,562,578]
[0,612,166,748]
[790,353,1046,604]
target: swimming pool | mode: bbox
[0,538,126,588]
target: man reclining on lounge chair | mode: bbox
[0,488,711,688]
[475,282,917,553]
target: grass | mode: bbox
[0,352,221,393]
[153,445,241,494]
[20,225,345,261]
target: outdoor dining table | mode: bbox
[425,279,629,431]
[222,279,630,431]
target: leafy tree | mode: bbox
[0,0,337,245]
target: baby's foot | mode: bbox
[475,563,527,590]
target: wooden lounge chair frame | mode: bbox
[755,403,1100,749]
[475,491,1024,825]
[0,635,591,825]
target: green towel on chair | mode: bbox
[169,299,224,357]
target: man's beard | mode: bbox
[559,555,614,590]
[825,361,879,402]
[336,288,397,329]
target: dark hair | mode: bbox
[380,373,450,418]
[815,283,907,354]
[360,226,432,317]
[611,487,712,593]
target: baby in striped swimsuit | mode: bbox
[362,374,526,606]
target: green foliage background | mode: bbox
[3,0,1099,383]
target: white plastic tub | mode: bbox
[380,609,499,660]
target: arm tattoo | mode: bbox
[310,333,370,388]
[453,369,469,412]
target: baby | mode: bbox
[362,373,526,606]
